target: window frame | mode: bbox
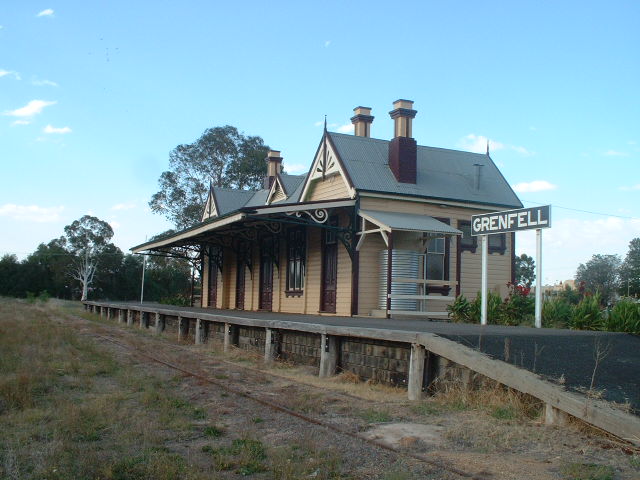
[458,220,477,254]
[425,217,451,295]
[285,226,306,296]
[488,232,507,255]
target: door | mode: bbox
[259,237,274,311]
[320,218,338,313]
[207,246,219,308]
[235,257,245,310]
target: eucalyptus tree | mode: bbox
[63,215,114,301]
[149,125,270,229]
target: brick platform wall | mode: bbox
[280,331,321,366]
[341,338,410,386]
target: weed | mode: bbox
[251,416,264,424]
[204,425,225,437]
[410,402,440,416]
[491,406,516,420]
[191,407,207,420]
[214,373,229,379]
[209,437,267,474]
[359,408,392,423]
[560,462,615,480]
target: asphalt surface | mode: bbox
[107,301,640,413]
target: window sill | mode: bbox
[285,290,304,298]
[426,285,452,296]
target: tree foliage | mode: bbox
[619,237,640,297]
[0,216,193,303]
[514,253,535,287]
[575,254,621,305]
[149,125,270,229]
[62,215,115,301]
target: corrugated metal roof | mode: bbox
[280,174,305,196]
[213,188,256,215]
[329,132,522,208]
[360,209,462,235]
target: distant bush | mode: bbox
[570,294,604,331]
[159,294,190,306]
[542,297,573,328]
[606,298,640,334]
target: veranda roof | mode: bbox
[359,209,462,236]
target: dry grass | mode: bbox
[0,299,212,479]
[432,377,543,420]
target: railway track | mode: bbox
[71,313,493,480]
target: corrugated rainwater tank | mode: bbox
[378,250,419,311]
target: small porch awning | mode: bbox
[356,209,462,251]
[359,209,462,235]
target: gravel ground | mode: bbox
[62,308,640,480]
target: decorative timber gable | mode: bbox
[201,185,219,221]
[266,174,288,205]
[300,133,355,202]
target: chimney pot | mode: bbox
[351,106,374,137]
[388,99,418,184]
[264,150,283,188]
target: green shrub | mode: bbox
[38,290,51,302]
[570,294,604,331]
[501,286,534,326]
[606,298,640,334]
[543,297,573,328]
[469,291,504,324]
[159,294,190,306]
[447,295,473,323]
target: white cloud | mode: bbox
[517,217,640,283]
[111,203,135,211]
[314,121,323,127]
[628,140,636,146]
[529,126,537,131]
[11,119,30,126]
[43,124,71,134]
[337,123,354,134]
[285,163,308,174]
[109,220,121,230]
[604,150,628,157]
[619,184,640,191]
[324,40,331,47]
[37,9,54,17]
[0,204,64,222]
[458,134,533,156]
[0,69,20,80]
[458,134,504,154]
[512,180,558,193]
[4,99,56,117]
[32,78,58,87]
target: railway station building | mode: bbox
[133,100,522,318]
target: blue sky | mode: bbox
[1,1,639,284]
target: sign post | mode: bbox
[471,205,551,328]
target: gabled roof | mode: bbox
[279,174,305,201]
[212,188,256,216]
[329,132,523,209]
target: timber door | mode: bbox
[320,218,338,313]
[235,257,245,310]
[259,237,274,311]
[207,247,220,308]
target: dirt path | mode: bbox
[58,308,640,480]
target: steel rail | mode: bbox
[87,328,492,480]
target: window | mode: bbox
[286,227,306,293]
[488,233,506,254]
[458,220,477,253]
[425,236,446,280]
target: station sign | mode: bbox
[471,205,551,236]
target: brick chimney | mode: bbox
[351,106,374,137]
[388,99,417,184]
[264,150,282,189]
